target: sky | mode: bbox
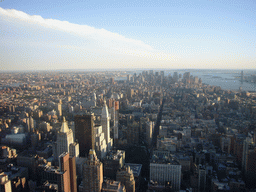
[0,0,256,71]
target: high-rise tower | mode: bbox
[54,117,79,162]
[59,152,71,192]
[26,115,34,132]
[75,114,95,157]
[116,165,135,192]
[94,125,107,159]
[55,117,74,159]
[101,101,113,152]
[57,102,62,117]
[82,149,103,192]
[112,101,119,143]
[0,173,12,192]
[56,152,78,192]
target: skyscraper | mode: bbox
[102,150,125,179]
[242,137,253,172]
[26,115,34,132]
[116,165,135,192]
[75,114,95,157]
[54,117,76,161]
[0,173,12,192]
[198,165,206,192]
[82,149,103,192]
[94,125,107,159]
[101,101,113,152]
[57,100,62,117]
[40,152,77,192]
[59,152,71,192]
[69,155,78,192]
[113,101,119,142]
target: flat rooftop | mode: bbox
[125,163,142,177]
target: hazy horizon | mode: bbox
[1,68,255,73]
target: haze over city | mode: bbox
[1,0,256,71]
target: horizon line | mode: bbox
[1,68,255,73]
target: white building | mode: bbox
[69,142,80,159]
[94,125,107,159]
[54,117,79,161]
[101,101,113,152]
[150,155,181,191]
[0,173,12,192]
[57,103,62,117]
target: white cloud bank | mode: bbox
[0,7,175,62]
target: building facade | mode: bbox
[116,165,135,192]
[75,114,95,157]
[0,173,12,192]
[82,149,103,192]
[150,155,181,191]
[103,150,125,179]
[101,101,113,152]
[94,125,107,159]
[55,117,75,161]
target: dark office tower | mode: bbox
[75,114,95,157]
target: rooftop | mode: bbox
[150,154,180,165]
[125,163,142,177]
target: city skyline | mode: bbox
[1,0,256,71]
[0,69,256,191]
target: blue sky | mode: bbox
[1,0,256,71]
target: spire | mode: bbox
[60,117,69,133]
[89,149,97,161]
[92,92,97,101]
[102,100,109,118]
